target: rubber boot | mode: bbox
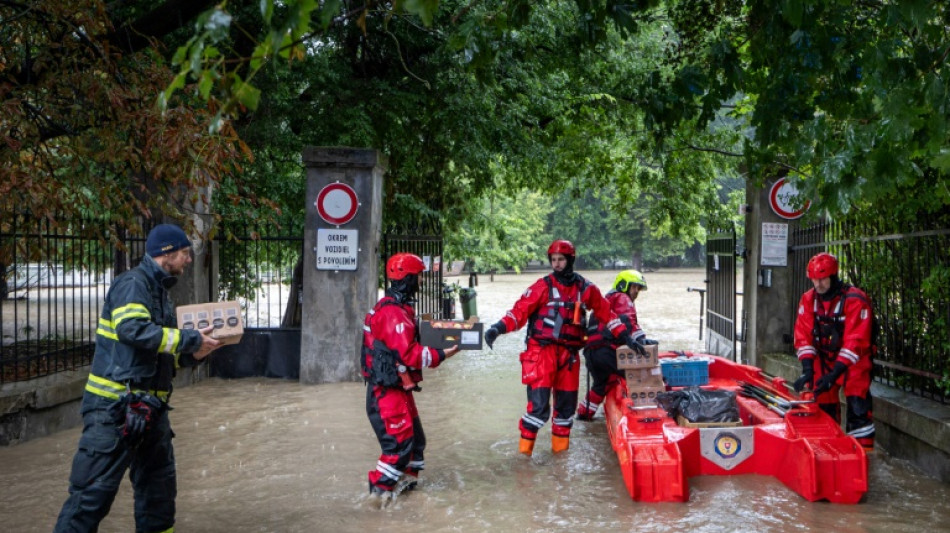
[518,437,535,456]
[552,435,570,454]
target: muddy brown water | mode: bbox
[1,269,948,532]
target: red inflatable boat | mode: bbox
[603,351,868,503]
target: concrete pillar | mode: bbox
[300,147,386,384]
[740,176,804,366]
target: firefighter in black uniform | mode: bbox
[54,224,221,533]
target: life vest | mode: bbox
[360,297,418,390]
[811,284,873,358]
[527,275,589,348]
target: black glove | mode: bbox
[485,321,506,349]
[814,362,848,395]
[793,358,815,393]
[123,392,163,443]
[622,335,646,356]
[642,339,659,345]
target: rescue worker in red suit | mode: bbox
[577,269,657,420]
[793,252,875,449]
[361,253,460,502]
[484,240,638,455]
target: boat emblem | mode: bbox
[714,432,741,459]
[700,426,755,470]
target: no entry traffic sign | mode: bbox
[768,178,810,220]
[315,182,359,226]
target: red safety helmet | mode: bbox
[807,252,839,280]
[547,239,576,257]
[386,253,426,280]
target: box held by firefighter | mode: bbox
[419,318,483,350]
[616,343,659,369]
[177,301,244,346]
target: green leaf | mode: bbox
[401,0,440,26]
[261,0,274,25]
[320,0,341,28]
[781,0,804,27]
[198,70,216,100]
[931,149,950,172]
[233,79,262,111]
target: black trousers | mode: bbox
[54,394,176,533]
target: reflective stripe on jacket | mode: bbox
[87,255,203,395]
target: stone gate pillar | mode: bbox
[741,175,808,366]
[300,147,386,384]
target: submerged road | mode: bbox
[1,268,948,532]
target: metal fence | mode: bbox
[790,219,950,403]
[1,212,446,383]
[704,224,738,360]
[382,235,446,319]
[215,224,303,329]
[1,215,122,383]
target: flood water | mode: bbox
[1,268,948,532]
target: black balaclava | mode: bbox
[387,274,420,304]
[820,275,844,302]
[552,254,577,285]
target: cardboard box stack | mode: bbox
[177,301,245,346]
[418,316,483,350]
[616,343,664,407]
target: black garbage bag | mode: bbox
[655,387,740,423]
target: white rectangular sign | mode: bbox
[316,229,359,271]
[761,222,788,266]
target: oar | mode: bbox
[738,390,788,417]
[740,383,787,407]
[739,382,793,410]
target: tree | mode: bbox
[179,1,949,220]
[0,0,255,249]
[443,189,553,273]
[167,1,744,235]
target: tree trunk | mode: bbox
[280,253,304,328]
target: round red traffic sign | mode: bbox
[315,182,359,225]
[769,178,810,220]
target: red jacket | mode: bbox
[498,273,625,348]
[361,296,445,383]
[794,285,873,368]
[585,290,644,349]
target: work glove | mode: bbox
[122,392,163,443]
[793,358,815,393]
[641,339,659,346]
[622,335,647,356]
[484,321,506,349]
[813,362,848,395]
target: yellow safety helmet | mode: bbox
[613,269,647,293]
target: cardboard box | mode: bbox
[626,385,667,407]
[616,343,659,369]
[418,319,483,350]
[624,367,665,387]
[177,301,244,346]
